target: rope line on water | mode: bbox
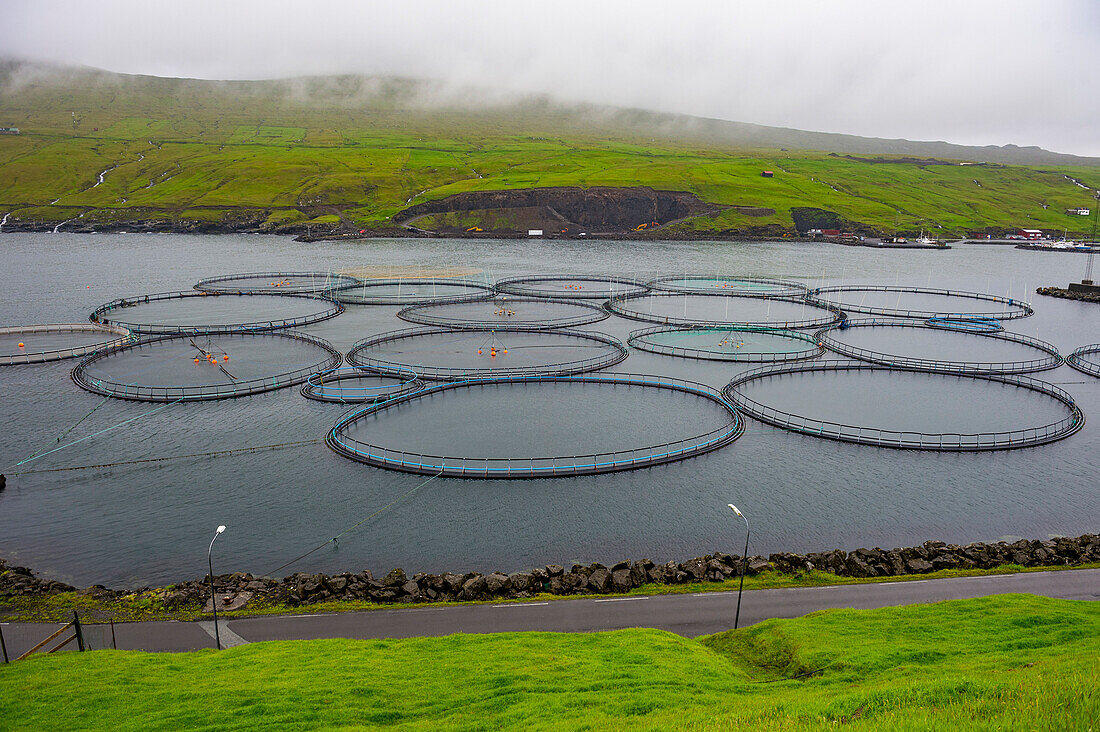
[16,394,112,465]
[265,469,444,577]
[8,439,321,476]
[10,397,184,468]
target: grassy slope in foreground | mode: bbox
[0,67,1097,237]
[2,595,1097,730]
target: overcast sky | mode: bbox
[3,0,1098,155]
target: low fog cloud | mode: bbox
[3,0,1098,155]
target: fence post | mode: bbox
[110,620,117,650]
[0,624,8,663]
[73,611,85,652]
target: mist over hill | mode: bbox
[3,60,1095,166]
[0,59,1096,238]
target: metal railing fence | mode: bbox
[723,361,1083,452]
[327,372,744,477]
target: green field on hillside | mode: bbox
[1,68,1097,237]
[1,594,1097,730]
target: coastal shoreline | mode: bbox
[3,534,1096,618]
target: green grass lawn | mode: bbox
[1,594,1096,730]
[1,69,1096,236]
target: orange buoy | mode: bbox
[223,355,229,360]
[503,349,508,354]
[194,357,200,362]
[18,342,25,348]
[478,349,482,354]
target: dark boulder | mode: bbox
[611,568,633,592]
[484,573,511,594]
[588,567,612,593]
[382,568,408,587]
[459,575,487,601]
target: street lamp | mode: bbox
[728,504,750,630]
[207,525,226,650]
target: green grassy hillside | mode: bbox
[0,64,1097,237]
[1,594,1097,729]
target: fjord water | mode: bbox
[0,232,1097,588]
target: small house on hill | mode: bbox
[760,170,774,178]
[0,127,19,135]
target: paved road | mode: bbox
[3,568,1097,659]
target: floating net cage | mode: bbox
[807,285,1033,320]
[1,323,132,365]
[606,292,842,329]
[90,291,343,335]
[647,275,808,298]
[328,278,494,306]
[925,316,1004,334]
[301,367,424,404]
[194,271,359,295]
[628,325,824,362]
[723,361,1083,451]
[72,331,342,402]
[816,318,1063,374]
[326,372,744,478]
[1066,344,1100,378]
[398,296,609,330]
[346,326,628,381]
[493,274,650,299]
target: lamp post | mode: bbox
[207,525,226,650]
[728,504,750,630]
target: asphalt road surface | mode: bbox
[3,568,1097,659]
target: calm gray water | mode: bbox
[0,232,1097,588]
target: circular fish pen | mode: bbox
[301,367,424,404]
[72,331,342,402]
[328,278,494,306]
[807,285,1033,320]
[493,274,649,299]
[1,323,132,365]
[647,275,808,298]
[723,362,1083,451]
[346,327,628,380]
[90,291,343,335]
[628,325,824,362]
[194,271,359,295]
[1066,344,1100,378]
[326,373,744,478]
[607,292,841,329]
[817,319,1062,374]
[398,296,609,330]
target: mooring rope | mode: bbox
[9,397,184,469]
[16,393,112,465]
[8,439,321,476]
[264,469,444,577]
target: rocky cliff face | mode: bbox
[394,186,719,233]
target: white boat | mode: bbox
[915,230,940,246]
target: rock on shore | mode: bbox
[2,534,1097,611]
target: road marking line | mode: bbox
[492,602,550,609]
[280,614,328,619]
[198,620,249,647]
[593,596,648,603]
[690,593,730,598]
